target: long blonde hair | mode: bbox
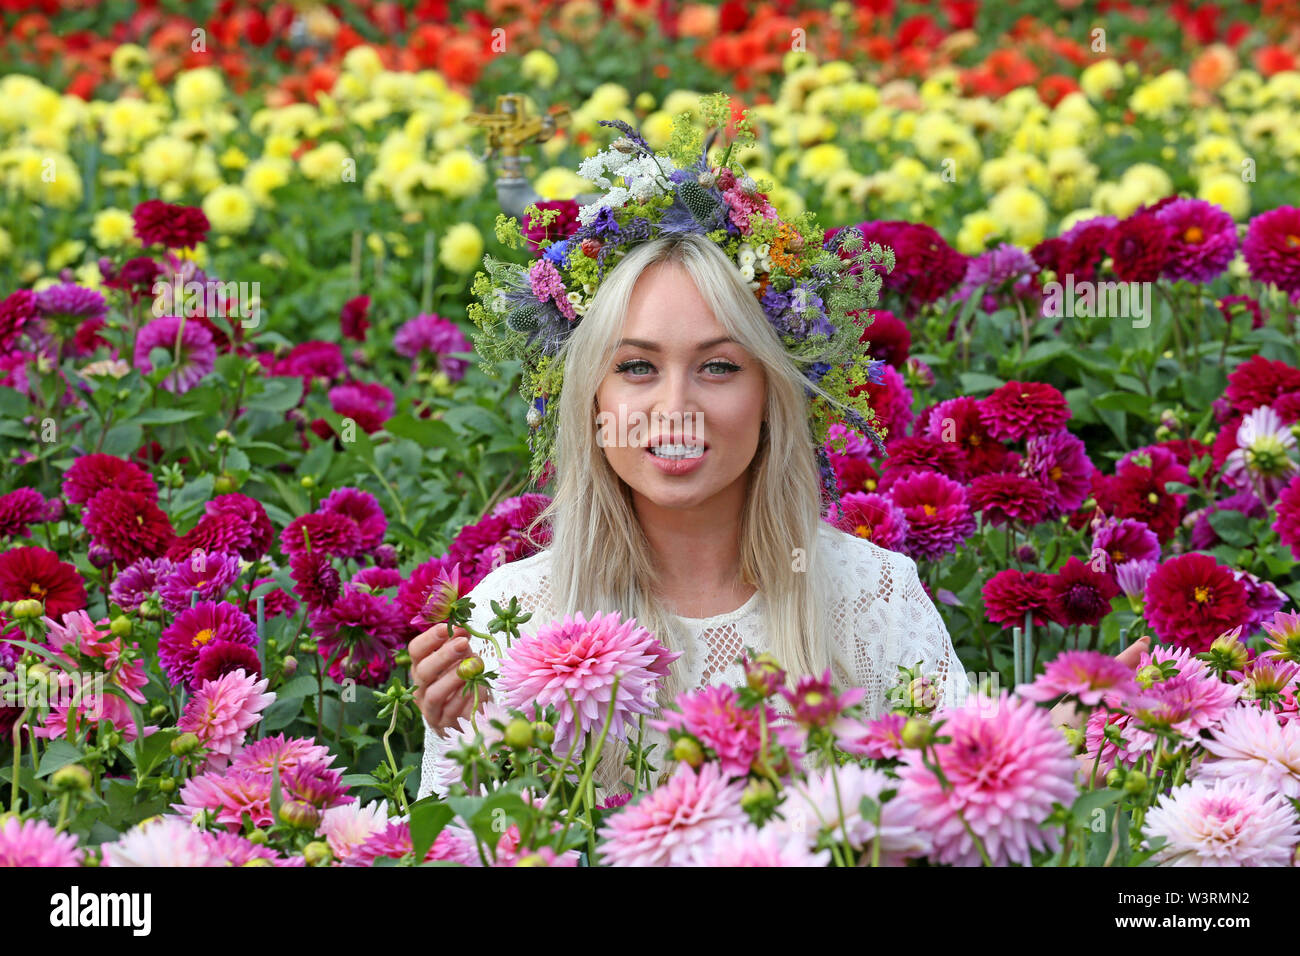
[520,232,838,792]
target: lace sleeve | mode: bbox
[415,555,549,802]
[890,553,970,714]
[821,528,969,718]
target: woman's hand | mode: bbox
[408,622,493,736]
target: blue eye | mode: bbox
[615,359,653,375]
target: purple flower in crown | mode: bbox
[542,239,571,266]
[528,259,576,322]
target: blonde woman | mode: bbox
[408,231,989,801]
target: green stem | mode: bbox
[10,708,31,813]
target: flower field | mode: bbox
[4,0,1300,875]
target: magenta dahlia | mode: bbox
[969,473,1048,527]
[886,471,975,561]
[823,491,909,552]
[1144,553,1252,652]
[1242,205,1300,296]
[1154,198,1239,284]
[134,315,217,393]
[159,600,259,689]
[978,381,1071,442]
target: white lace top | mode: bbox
[416,523,970,800]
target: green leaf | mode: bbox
[1069,787,1121,826]
[100,423,144,457]
[957,372,1004,395]
[385,413,456,449]
[256,376,305,413]
[1207,509,1252,547]
[128,728,178,778]
[133,408,203,425]
[409,799,456,863]
[35,739,85,778]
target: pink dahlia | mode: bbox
[348,819,479,867]
[392,313,474,381]
[1275,474,1300,560]
[979,381,1071,442]
[328,381,394,434]
[1144,553,1252,652]
[0,815,82,866]
[421,700,512,799]
[317,798,391,862]
[597,762,748,867]
[1242,205,1300,295]
[159,601,259,689]
[1091,517,1160,576]
[1195,706,1300,798]
[684,825,831,867]
[178,668,276,771]
[103,816,224,866]
[895,691,1078,867]
[204,830,301,867]
[650,684,774,779]
[835,711,908,760]
[134,315,217,393]
[1142,777,1300,867]
[823,491,909,552]
[173,768,273,831]
[498,610,681,751]
[983,568,1055,628]
[230,733,334,775]
[784,764,930,865]
[887,471,975,561]
[1018,650,1141,707]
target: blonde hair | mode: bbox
[520,232,838,793]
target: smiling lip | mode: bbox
[644,443,708,475]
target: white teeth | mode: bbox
[650,444,705,460]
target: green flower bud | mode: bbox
[1061,726,1084,751]
[1106,768,1126,789]
[1135,664,1163,689]
[503,718,534,750]
[158,777,176,794]
[246,828,269,845]
[104,731,122,749]
[109,616,133,638]
[299,640,317,654]
[51,764,92,793]
[149,704,168,721]
[900,717,933,749]
[171,732,201,757]
[1123,770,1148,796]
[10,599,43,620]
[242,857,273,867]
[303,841,333,866]
[138,598,163,621]
[395,650,411,668]
[1207,630,1250,671]
[456,655,484,681]
[300,475,315,489]
[740,777,777,814]
[215,429,234,444]
[281,655,298,677]
[279,799,321,829]
[213,473,238,495]
[27,663,51,681]
[532,721,555,746]
[672,736,704,767]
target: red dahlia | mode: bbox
[1144,553,1251,652]
[982,569,1054,628]
[1224,354,1300,415]
[62,453,157,506]
[0,546,87,618]
[1046,556,1120,628]
[131,199,210,249]
[84,490,175,564]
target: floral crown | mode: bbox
[466,93,894,508]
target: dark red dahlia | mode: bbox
[0,546,87,618]
[329,382,395,434]
[290,549,341,610]
[1144,553,1251,652]
[318,487,387,552]
[131,199,210,249]
[851,365,913,444]
[522,200,581,255]
[982,568,1054,628]
[0,289,37,351]
[309,586,406,686]
[1224,354,1300,415]
[1090,448,1189,543]
[165,513,254,563]
[83,490,175,564]
[979,381,1071,442]
[1104,210,1173,282]
[62,453,158,505]
[204,493,273,561]
[281,512,363,560]
[340,295,371,342]
[969,473,1049,527]
[918,396,1012,476]
[193,640,262,684]
[856,309,910,369]
[832,456,881,495]
[1046,556,1120,628]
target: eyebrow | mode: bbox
[615,336,739,351]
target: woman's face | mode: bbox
[594,261,768,513]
